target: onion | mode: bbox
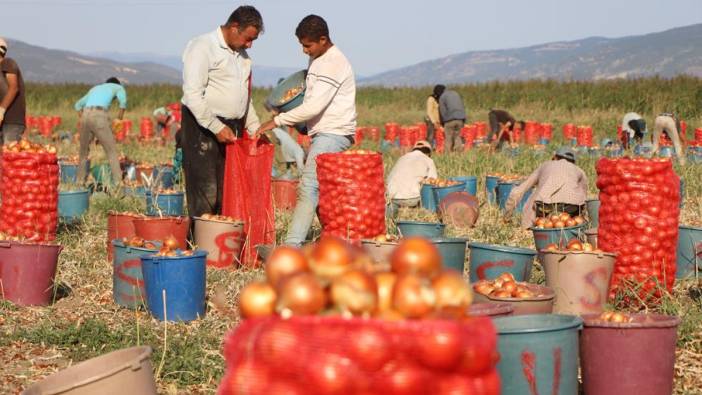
[501,281,517,294]
[265,246,308,287]
[432,270,472,312]
[163,235,179,250]
[331,269,378,315]
[374,272,397,313]
[390,237,441,278]
[392,274,435,319]
[309,236,354,281]
[239,281,277,318]
[276,272,327,316]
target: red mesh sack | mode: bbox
[435,129,446,153]
[596,158,679,302]
[316,151,385,241]
[0,150,58,241]
[222,137,275,268]
[385,122,399,142]
[218,315,500,395]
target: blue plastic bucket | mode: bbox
[494,314,582,395]
[449,176,478,196]
[90,163,112,185]
[659,146,674,157]
[468,242,537,282]
[605,148,624,158]
[124,185,147,197]
[429,238,468,272]
[267,70,306,112]
[396,221,445,238]
[676,225,702,278]
[145,191,184,216]
[538,137,550,145]
[153,165,175,189]
[497,182,532,213]
[433,182,466,206]
[58,189,90,224]
[141,250,207,322]
[531,224,587,251]
[420,184,437,212]
[111,240,159,309]
[634,145,652,156]
[485,175,500,204]
[586,199,600,228]
[59,162,78,183]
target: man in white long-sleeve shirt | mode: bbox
[258,15,357,246]
[386,140,437,218]
[180,6,263,217]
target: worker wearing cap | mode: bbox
[153,107,180,140]
[621,112,646,149]
[386,140,438,218]
[74,77,128,186]
[0,38,26,144]
[504,147,588,228]
[652,113,686,165]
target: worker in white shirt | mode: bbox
[257,15,357,246]
[652,113,686,165]
[180,5,263,217]
[386,140,438,218]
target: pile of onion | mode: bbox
[154,236,193,257]
[543,239,599,252]
[473,273,542,299]
[238,236,474,320]
[533,212,586,229]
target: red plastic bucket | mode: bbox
[107,212,139,262]
[0,241,62,306]
[271,179,298,210]
[580,313,681,395]
[133,216,190,250]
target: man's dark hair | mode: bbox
[225,5,264,33]
[295,15,329,41]
[106,77,121,85]
[516,120,526,131]
[413,147,432,156]
[432,84,446,100]
[555,154,575,164]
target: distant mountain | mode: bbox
[361,23,702,86]
[90,51,301,87]
[7,39,180,85]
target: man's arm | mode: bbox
[505,166,541,215]
[181,40,226,135]
[116,86,127,120]
[74,92,89,112]
[243,97,261,136]
[0,72,19,124]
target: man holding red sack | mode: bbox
[181,6,263,216]
[258,15,357,246]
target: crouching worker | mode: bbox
[652,113,686,165]
[504,147,588,228]
[386,140,437,218]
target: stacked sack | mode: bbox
[317,151,385,240]
[596,158,679,301]
[0,140,59,241]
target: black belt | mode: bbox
[216,116,245,138]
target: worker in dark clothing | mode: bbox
[488,109,524,151]
[436,85,466,152]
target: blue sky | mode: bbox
[2,0,701,75]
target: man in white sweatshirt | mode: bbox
[257,14,357,246]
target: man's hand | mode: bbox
[256,120,277,138]
[433,122,441,130]
[216,125,237,143]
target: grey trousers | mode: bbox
[0,123,24,144]
[77,109,122,185]
[652,115,685,165]
[444,119,464,152]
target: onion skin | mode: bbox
[390,237,442,278]
[374,272,397,312]
[265,246,309,287]
[239,281,277,319]
[432,269,473,312]
[276,272,327,316]
[309,236,354,281]
[331,269,378,315]
[392,274,435,319]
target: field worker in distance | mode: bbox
[652,112,686,165]
[181,5,263,216]
[424,87,441,146]
[262,102,305,179]
[257,14,357,247]
[488,109,525,151]
[436,85,467,152]
[0,38,27,144]
[504,147,588,228]
[74,77,127,186]
[621,112,646,149]
[153,106,180,141]
[386,140,437,218]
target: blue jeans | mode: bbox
[285,133,353,246]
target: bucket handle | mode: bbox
[0,241,11,248]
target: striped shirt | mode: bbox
[274,45,356,136]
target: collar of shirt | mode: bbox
[215,27,239,57]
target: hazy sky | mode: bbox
[2,0,701,75]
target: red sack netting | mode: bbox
[139,117,154,141]
[576,125,593,147]
[218,315,500,395]
[317,151,385,241]
[461,126,475,151]
[541,123,553,140]
[435,129,446,153]
[563,123,576,140]
[524,121,539,145]
[222,137,275,268]
[384,122,400,142]
[0,148,58,241]
[596,158,679,302]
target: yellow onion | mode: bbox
[239,281,277,318]
[276,272,327,316]
[330,269,378,315]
